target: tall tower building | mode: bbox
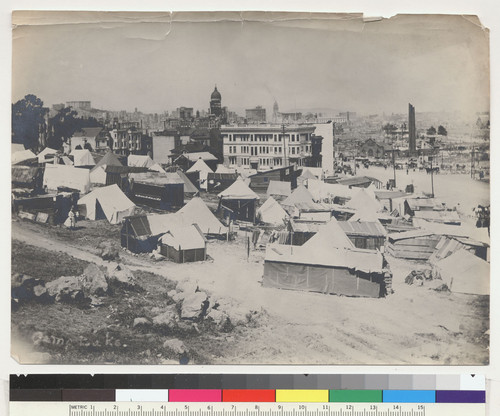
[408,103,416,154]
[210,85,222,117]
[272,100,279,123]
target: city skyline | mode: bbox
[12,12,489,116]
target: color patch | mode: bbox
[115,389,169,402]
[222,390,275,402]
[383,390,435,403]
[436,390,485,403]
[329,390,382,403]
[62,389,115,401]
[276,390,329,403]
[169,389,221,402]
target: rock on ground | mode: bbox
[108,264,136,288]
[152,306,179,328]
[98,242,120,261]
[133,317,151,328]
[45,276,85,303]
[163,338,186,354]
[81,264,108,296]
[181,291,209,319]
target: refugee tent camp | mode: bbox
[257,196,288,226]
[433,249,489,295]
[263,218,390,298]
[78,184,136,224]
[158,224,207,263]
[218,178,260,222]
[43,165,91,193]
[176,196,228,236]
[71,149,96,167]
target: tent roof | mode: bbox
[128,154,155,168]
[218,178,259,199]
[43,165,91,193]
[435,249,489,295]
[159,224,206,250]
[346,188,383,212]
[265,243,384,273]
[282,184,314,207]
[12,149,37,165]
[176,170,199,193]
[177,197,227,235]
[267,180,291,197]
[37,147,58,163]
[307,179,356,201]
[11,143,25,155]
[71,149,96,166]
[130,171,184,185]
[215,164,236,174]
[92,151,123,170]
[303,217,355,251]
[177,152,217,162]
[338,220,387,237]
[186,158,214,173]
[147,213,187,236]
[78,184,135,222]
[257,196,288,225]
[299,169,317,180]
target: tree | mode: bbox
[426,126,437,135]
[437,125,448,136]
[12,94,48,150]
[383,123,398,134]
[48,107,79,149]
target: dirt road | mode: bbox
[12,219,488,364]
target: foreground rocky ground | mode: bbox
[11,217,489,365]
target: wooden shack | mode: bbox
[386,230,441,260]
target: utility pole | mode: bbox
[471,146,474,178]
[392,142,396,188]
[430,156,434,197]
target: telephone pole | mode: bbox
[282,123,287,167]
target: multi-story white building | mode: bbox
[221,125,316,170]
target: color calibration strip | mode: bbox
[10,374,485,404]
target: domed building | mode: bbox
[210,85,222,117]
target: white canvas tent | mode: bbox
[266,180,291,197]
[218,178,259,200]
[11,143,25,155]
[434,249,489,295]
[257,197,288,225]
[128,155,155,168]
[187,158,213,190]
[12,149,37,165]
[303,217,355,251]
[43,165,91,193]
[71,149,96,167]
[78,184,136,224]
[346,188,383,213]
[37,147,58,163]
[176,197,227,235]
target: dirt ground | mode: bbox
[11,215,489,365]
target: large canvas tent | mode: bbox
[78,184,135,224]
[43,165,91,193]
[434,249,489,295]
[177,197,228,236]
[281,185,315,215]
[217,178,260,222]
[128,154,155,168]
[12,149,37,165]
[37,147,58,163]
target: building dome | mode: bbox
[211,86,221,101]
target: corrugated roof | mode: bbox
[338,220,387,237]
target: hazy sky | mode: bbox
[12,12,490,116]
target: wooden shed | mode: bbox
[386,230,441,260]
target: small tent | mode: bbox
[12,149,37,165]
[266,180,291,198]
[257,197,288,226]
[297,169,317,187]
[90,151,123,185]
[177,197,227,236]
[128,155,155,168]
[346,188,383,213]
[176,170,199,195]
[281,185,315,215]
[218,178,260,222]
[303,217,355,251]
[434,249,489,295]
[159,224,207,263]
[187,158,214,191]
[37,147,58,163]
[43,165,91,193]
[71,149,96,167]
[78,184,136,224]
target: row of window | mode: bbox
[226,156,286,167]
[225,133,310,143]
[226,145,310,155]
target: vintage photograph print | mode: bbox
[11,12,490,364]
